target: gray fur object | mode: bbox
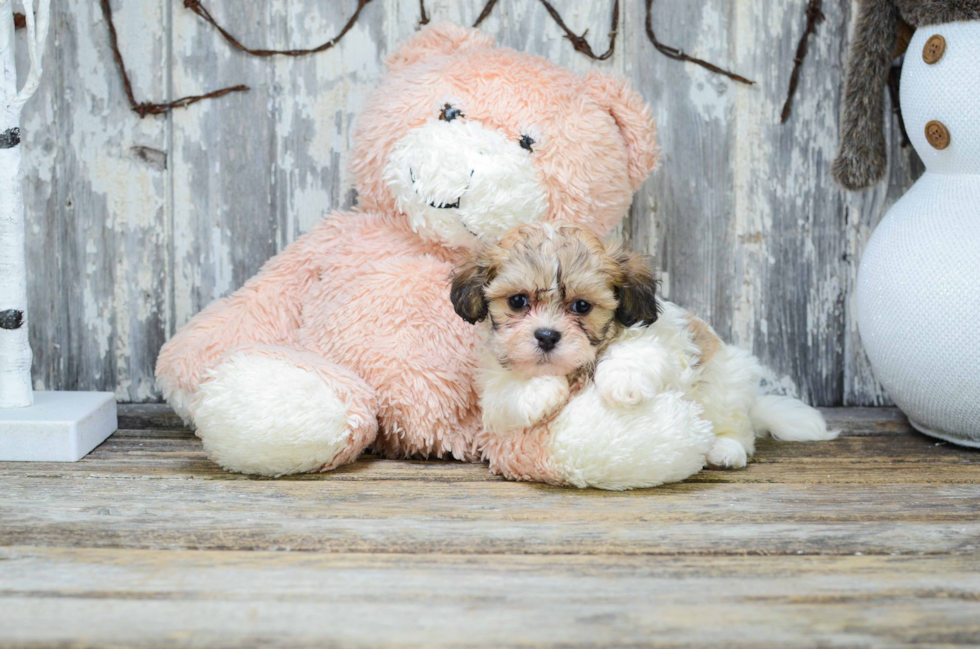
[832,0,980,191]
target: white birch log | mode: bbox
[0,0,50,408]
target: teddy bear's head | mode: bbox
[350,22,658,248]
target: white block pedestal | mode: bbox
[0,392,117,461]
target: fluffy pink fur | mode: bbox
[479,420,564,485]
[198,343,381,471]
[351,23,659,236]
[155,22,658,473]
[476,377,591,485]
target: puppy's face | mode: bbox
[451,223,660,378]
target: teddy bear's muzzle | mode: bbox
[409,167,467,209]
[383,118,549,247]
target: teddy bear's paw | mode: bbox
[192,350,369,477]
[517,375,570,427]
[155,375,196,427]
[594,361,659,407]
[705,436,748,470]
[548,389,715,490]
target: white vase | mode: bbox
[856,22,980,447]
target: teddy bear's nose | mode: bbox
[535,328,561,351]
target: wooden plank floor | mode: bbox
[2,407,979,648]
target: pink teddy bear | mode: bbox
[155,22,659,477]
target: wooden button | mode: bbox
[925,120,951,150]
[923,34,946,64]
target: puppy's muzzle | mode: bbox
[534,328,561,352]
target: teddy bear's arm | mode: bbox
[154,220,345,422]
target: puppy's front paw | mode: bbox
[518,375,570,426]
[594,361,659,407]
[705,437,748,469]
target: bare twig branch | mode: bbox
[99,0,248,118]
[538,0,618,60]
[471,0,617,60]
[93,0,763,119]
[183,0,373,57]
[645,0,754,85]
[472,0,499,27]
[780,0,824,123]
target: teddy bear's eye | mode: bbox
[519,134,535,152]
[440,104,463,122]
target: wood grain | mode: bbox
[6,407,979,490]
[21,0,170,401]
[6,476,980,555]
[3,409,980,558]
[623,0,738,350]
[2,408,979,646]
[1,547,979,648]
[16,0,917,406]
[4,422,979,486]
[169,1,278,329]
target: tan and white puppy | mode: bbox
[452,222,837,476]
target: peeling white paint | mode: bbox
[15,0,910,405]
[210,225,232,299]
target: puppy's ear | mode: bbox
[614,251,661,327]
[450,251,492,325]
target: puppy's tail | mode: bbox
[750,395,839,442]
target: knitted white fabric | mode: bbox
[856,22,980,446]
[901,22,980,176]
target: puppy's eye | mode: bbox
[440,104,463,122]
[570,300,592,315]
[519,134,534,152]
[508,294,529,310]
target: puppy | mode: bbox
[451,222,837,470]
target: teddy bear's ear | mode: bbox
[386,21,496,73]
[585,72,659,191]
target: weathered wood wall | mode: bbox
[17,0,919,405]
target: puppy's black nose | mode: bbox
[534,328,561,351]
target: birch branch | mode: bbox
[0,0,49,408]
[11,0,50,110]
